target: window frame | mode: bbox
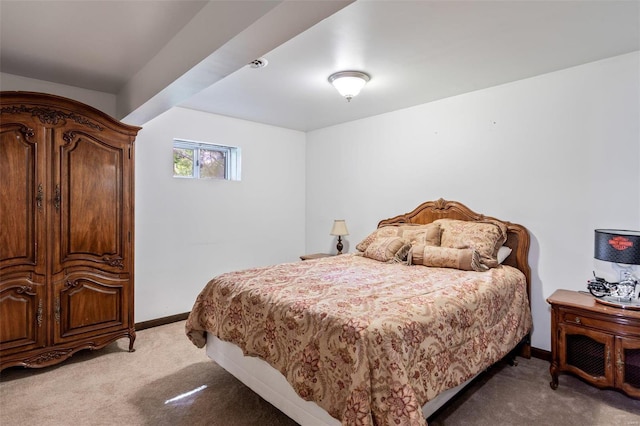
[173,139,241,181]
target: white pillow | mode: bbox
[497,246,512,264]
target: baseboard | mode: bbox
[135,312,190,331]
[530,346,551,362]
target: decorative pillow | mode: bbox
[356,223,440,252]
[356,227,399,252]
[363,236,411,263]
[401,226,439,246]
[434,219,507,268]
[497,246,512,264]
[409,245,487,271]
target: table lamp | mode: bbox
[594,229,640,301]
[330,220,349,255]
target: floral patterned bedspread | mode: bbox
[186,254,532,426]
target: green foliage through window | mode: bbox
[173,147,194,177]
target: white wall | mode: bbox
[0,72,117,117]
[305,52,640,351]
[134,107,306,321]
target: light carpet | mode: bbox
[1,321,638,425]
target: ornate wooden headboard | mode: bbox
[378,198,531,303]
[378,198,532,357]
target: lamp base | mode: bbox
[336,236,343,255]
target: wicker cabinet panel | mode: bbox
[559,324,614,387]
[617,337,640,397]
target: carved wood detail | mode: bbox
[16,285,35,294]
[19,125,35,140]
[103,256,124,269]
[1,105,103,131]
[62,130,77,145]
[26,348,73,365]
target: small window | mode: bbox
[173,139,241,181]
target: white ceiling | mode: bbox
[1,0,638,132]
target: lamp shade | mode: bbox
[330,220,349,236]
[594,229,640,265]
[328,71,370,101]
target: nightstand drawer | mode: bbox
[559,308,639,337]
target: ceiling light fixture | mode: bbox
[328,71,370,102]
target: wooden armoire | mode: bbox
[0,92,140,370]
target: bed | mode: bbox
[186,199,532,425]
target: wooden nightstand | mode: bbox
[547,289,640,399]
[299,253,333,261]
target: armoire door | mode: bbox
[52,271,129,343]
[48,120,133,345]
[0,121,48,354]
[50,128,131,274]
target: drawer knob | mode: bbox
[574,317,581,324]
